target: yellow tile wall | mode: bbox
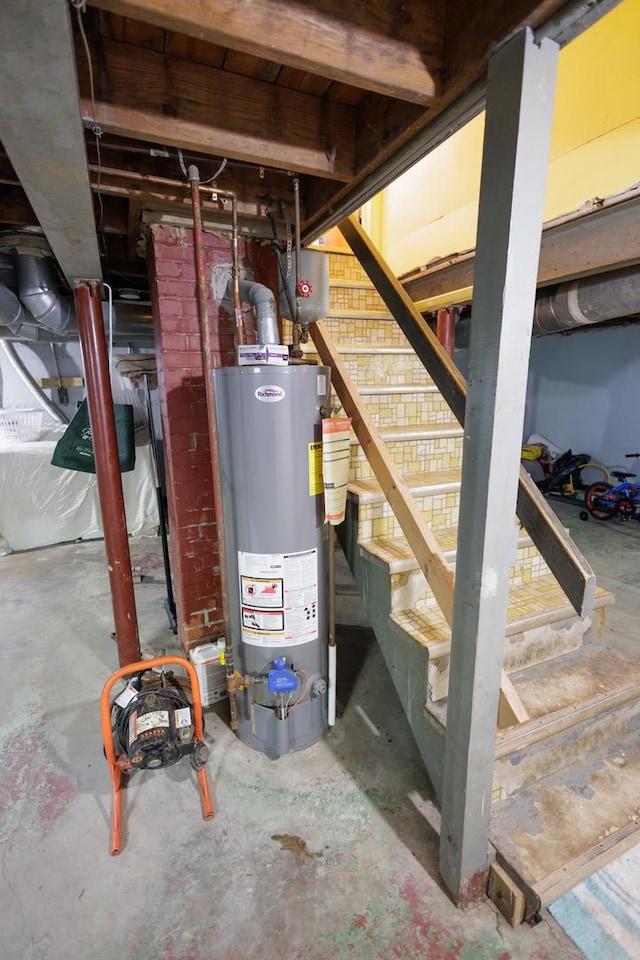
[349,436,464,481]
[342,352,433,386]
[329,286,388,314]
[323,316,409,347]
[364,392,456,427]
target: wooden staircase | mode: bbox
[304,238,640,922]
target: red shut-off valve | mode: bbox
[296,279,313,298]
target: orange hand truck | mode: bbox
[100,655,214,855]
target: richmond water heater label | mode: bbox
[238,549,318,646]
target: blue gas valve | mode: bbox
[268,658,298,694]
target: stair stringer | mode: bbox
[340,500,446,802]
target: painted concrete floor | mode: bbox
[2,509,637,960]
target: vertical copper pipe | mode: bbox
[188,165,238,730]
[437,307,456,359]
[290,176,303,359]
[230,197,244,346]
[74,282,140,666]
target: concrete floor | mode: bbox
[2,506,638,960]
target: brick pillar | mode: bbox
[148,225,278,650]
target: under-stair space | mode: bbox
[306,246,640,920]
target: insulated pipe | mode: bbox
[327,525,337,727]
[227,278,279,344]
[0,340,68,423]
[187,165,238,730]
[74,282,140,667]
[533,264,640,335]
[437,307,456,358]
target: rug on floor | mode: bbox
[549,844,640,960]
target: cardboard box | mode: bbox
[237,344,289,365]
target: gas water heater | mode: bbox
[213,364,331,756]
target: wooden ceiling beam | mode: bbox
[78,37,355,180]
[89,0,443,104]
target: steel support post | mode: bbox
[438,30,559,903]
[436,308,456,359]
[74,282,140,666]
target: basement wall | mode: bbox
[524,324,640,471]
[0,341,85,418]
[148,224,278,651]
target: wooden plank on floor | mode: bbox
[488,861,526,925]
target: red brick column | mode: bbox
[148,225,278,650]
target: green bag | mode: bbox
[51,399,136,474]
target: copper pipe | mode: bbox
[187,165,238,730]
[74,282,140,666]
[89,164,236,200]
[230,193,244,346]
[290,176,303,359]
[437,307,456,359]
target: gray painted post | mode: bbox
[439,29,559,902]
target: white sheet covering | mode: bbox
[0,423,159,552]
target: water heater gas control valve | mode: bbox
[268,658,298,694]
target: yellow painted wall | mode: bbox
[373,0,640,277]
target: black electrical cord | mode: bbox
[111,674,190,757]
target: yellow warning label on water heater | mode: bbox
[308,441,323,496]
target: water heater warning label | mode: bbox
[238,549,318,647]
[240,576,283,608]
[308,441,323,496]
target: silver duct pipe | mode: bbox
[0,282,28,329]
[0,340,68,424]
[228,278,279,344]
[13,253,74,333]
[533,264,640,335]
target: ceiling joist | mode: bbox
[89,0,443,104]
[78,38,356,180]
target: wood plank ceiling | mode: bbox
[0,0,613,293]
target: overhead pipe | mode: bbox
[187,164,238,731]
[533,263,640,335]
[74,282,140,667]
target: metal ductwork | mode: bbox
[0,235,154,345]
[14,253,73,334]
[0,236,76,342]
[228,277,279,344]
[533,264,640,335]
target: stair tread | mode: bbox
[327,310,393,321]
[358,384,440,396]
[306,343,416,355]
[350,424,463,448]
[489,727,640,903]
[362,527,532,567]
[330,279,377,289]
[509,644,640,721]
[390,575,614,654]
[349,467,462,503]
